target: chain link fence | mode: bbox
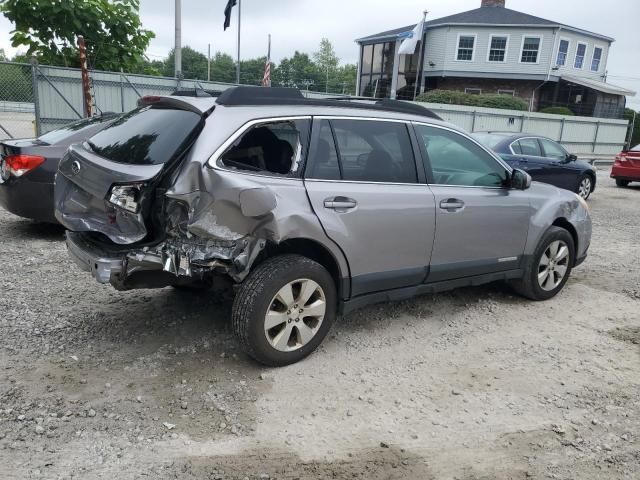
[0,62,36,140]
[0,60,631,154]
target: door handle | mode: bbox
[439,198,465,211]
[324,196,357,211]
[519,158,529,163]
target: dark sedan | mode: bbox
[0,114,118,223]
[472,132,597,199]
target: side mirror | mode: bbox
[566,153,578,162]
[511,169,532,190]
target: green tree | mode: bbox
[162,46,208,79]
[0,0,154,72]
[209,52,236,83]
[273,51,320,90]
[624,108,640,148]
[240,57,270,85]
[313,38,339,93]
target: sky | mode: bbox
[1,0,639,108]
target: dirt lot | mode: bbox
[0,170,638,480]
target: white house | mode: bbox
[355,0,635,118]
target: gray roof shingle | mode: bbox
[356,7,613,43]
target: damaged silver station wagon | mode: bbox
[55,87,592,366]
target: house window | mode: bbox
[574,43,587,69]
[497,89,515,96]
[556,39,569,66]
[457,35,476,61]
[591,46,603,72]
[520,36,540,63]
[465,88,482,95]
[488,35,508,62]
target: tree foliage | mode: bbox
[539,106,575,116]
[0,0,154,71]
[416,90,529,111]
[623,108,640,148]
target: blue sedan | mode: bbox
[472,132,597,199]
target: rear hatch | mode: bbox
[55,97,211,244]
[623,146,640,167]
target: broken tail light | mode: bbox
[108,184,143,213]
[2,154,45,178]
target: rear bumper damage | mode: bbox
[66,230,265,289]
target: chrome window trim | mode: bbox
[206,115,312,180]
[508,136,566,159]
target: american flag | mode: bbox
[262,60,271,87]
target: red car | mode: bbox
[611,144,640,187]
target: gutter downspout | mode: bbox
[530,26,561,112]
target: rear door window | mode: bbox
[87,106,201,165]
[515,138,543,157]
[306,119,417,183]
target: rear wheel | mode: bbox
[510,226,575,301]
[615,179,630,187]
[576,174,593,199]
[232,254,336,366]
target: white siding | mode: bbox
[423,26,610,80]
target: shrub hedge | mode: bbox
[538,106,575,116]
[415,89,529,111]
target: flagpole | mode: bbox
[267,34,271,87]
[236,0,241,84]
[412,10,428,101]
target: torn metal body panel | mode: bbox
[57,105,350,291]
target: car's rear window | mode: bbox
[472,133,509,151]
[631,144,640,152]
[87,106,201,165]
[37,115,115,145]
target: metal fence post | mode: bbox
[559,117,565,142]
[593,121,600,153]
[120,74,125,113]
[520,114,525,132]
[471,111,477,132]
[30,60,42,136]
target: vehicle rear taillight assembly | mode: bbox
[2,154,45,178]
[108,184,143,213]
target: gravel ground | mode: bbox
[1,170,638,480]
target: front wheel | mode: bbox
[510,226,575,301]
[576,174,593,199]
[615,179,630,187]
[232,254,336,366]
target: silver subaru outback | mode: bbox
[54,87,592,366]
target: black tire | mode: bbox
[232,254,337,366]
[510,226,575,301]
[576,173,594,199]
[615,179,630,187]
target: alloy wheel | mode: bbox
[578,177,592,199]
[537,240,570,291]
[264,279,326,352]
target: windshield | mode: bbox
[37,115,116,145]
[631,144,640,152]
[87,106,201,165]
[472,133,510,151]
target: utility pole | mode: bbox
[207,43,211,81]
[174,0,182,78]
[236,0,241,84]
[77,36,92,117]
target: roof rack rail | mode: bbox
[214,86,442,120]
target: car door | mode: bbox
[413,124,531,282]
[538,138,579,190]
[304,118,436,297]
[509,137,550,182]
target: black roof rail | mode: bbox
[214,86,442,121]
[171,87,223,98]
